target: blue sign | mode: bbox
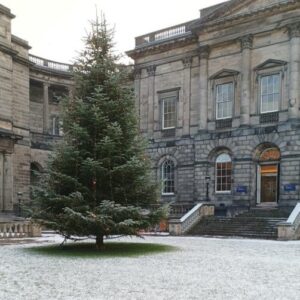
[236,186,247,193]
[284,184,296,192]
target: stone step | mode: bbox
[187,210,286,239]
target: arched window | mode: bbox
[215,153,232,193]
[161,160,175,195]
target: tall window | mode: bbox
[161,160,175,194]
[260,74,280,113]
[162,97,176,129]
[216,153,232,193]
[216,82,233,119]
[51,116,63,136]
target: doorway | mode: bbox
[260,165,278,203]
[255,146,280,205]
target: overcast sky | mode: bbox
[1,0,225,64]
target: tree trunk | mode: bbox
[96,234,105,250]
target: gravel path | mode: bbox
[0,235,299,300]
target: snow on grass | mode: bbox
[0,235,299,300]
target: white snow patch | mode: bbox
[0,235,299,300]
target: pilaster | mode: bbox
[133,67,142,126]
[239,35,252,126]
[146,65,156,136]
[3,153,13,211]
[288,23,300,119]
[182,56,192,136]
[43,83,49,133]
[198,46,209,131]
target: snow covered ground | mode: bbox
[0,235,300,300]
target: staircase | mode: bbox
[187,207,292,239]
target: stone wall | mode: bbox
[0,4,73,212]
[128,1,300,208]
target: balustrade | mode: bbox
[29,55,73,72]
[135,22,192,47]
[169,203,214,235]
[0,221,41,238]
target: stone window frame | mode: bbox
[254,59,287,115]
[157,155,178,196]
[209,69,240,122]
[158,88,180,131]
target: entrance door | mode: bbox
[260,165,278,203]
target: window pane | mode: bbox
[273,75,280,93]
[163,97,176,129]
[216,154,232,192]
[162,160,175,194]
[261,74,280,113]
[216,83,233,119]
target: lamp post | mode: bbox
[17,192,22,217]
[205,176,210,201]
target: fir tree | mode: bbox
[32,16,163,249]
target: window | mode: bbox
[215,153,232,193]
[159,89,178,130]
[216,82,233,119]
[162,97,176,129]
[260,74,280,113]
[161,160,175,194]
[51,116,63,136]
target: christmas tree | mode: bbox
[32,16,163,249]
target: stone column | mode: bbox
[182,56,192,136]
[146,65,156,136]
[198,46,210,131]
[43,83,49,133]
[3,153,13,211]
[239,35,252,126]
[288,23,300,119]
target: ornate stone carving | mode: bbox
[288,22,300,39]
[133,67,141,79]
[239,35,253,50]
[289,98,296,108]
[182,56,193,68]
[198,45,210,59]
[146,65,156,76]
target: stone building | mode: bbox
[0,4,73,215]
[127,0,300,212]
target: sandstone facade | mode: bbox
[127,0,300,210]
[0,4,72,213]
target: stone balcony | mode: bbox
[134,20,195,48]
[29,54,73,73]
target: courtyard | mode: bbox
[0,235,299,300]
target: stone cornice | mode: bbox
[11,35,31,50]
[0,42,18,57]
[0,4,15,19]
[30,64,74,79]
[126,35,197,60]
[134,50,199,73]
[191,0,299,33]
[13,55,34,67]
